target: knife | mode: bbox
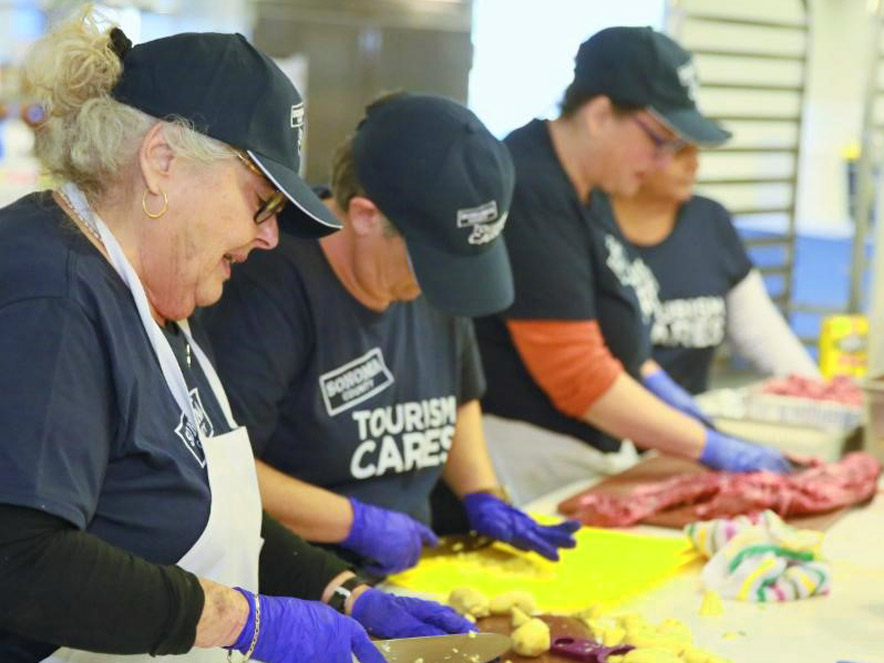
[434,534,495,555]
[373,632,511,663]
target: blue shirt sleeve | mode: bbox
[708,199,754,288]
[199,254,313,458]
[0,297,114,529]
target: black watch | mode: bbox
[328,575,367,614]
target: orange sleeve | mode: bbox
[506,319,623,418]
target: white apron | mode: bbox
[482,413,640,506]
[43,186,263,662]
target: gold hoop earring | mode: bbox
[142,189,168,219]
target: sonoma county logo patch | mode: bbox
[456,200,507,245]
[319,348,395,416]
[173,388,212,467]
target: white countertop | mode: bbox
[523,477,884,663]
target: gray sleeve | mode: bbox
[726,270,821,378]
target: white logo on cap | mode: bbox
[290,103,305,128]
[456,200,507,245]
[677,62,699,101]
[291,102,305,154]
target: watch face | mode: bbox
[330,576,365,613]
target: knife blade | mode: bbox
[373,632,511,663]
[432,534,495,556]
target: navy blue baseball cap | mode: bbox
[572,26,730,146]
[111,31,341,237]
[352,94,515,317]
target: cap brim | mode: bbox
[248,149,342,238]
[650,107,732,147]
[407,236,514,317]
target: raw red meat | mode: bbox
[758,375,863,406]
[560,452,881,527]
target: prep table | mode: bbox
[520,475,884,663]
[385,471,882,663]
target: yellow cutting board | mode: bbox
[388,523,700,612]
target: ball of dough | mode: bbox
[490,590,538,616]
[511,606,531,629]
[448,587,490,618]
[511,618,550,657]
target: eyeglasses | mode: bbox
[234,151,287,224]
[631,115,689,156]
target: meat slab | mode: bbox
[559,452,881,527]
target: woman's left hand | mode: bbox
[463,493,580,561]
[350,588,476,638]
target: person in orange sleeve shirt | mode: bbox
[474,27,793,505]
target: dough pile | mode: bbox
[578,611,733,663]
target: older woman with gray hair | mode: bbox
[0,8,472,663]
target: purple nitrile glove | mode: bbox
[226,588,386,663]
[462,493,580,561]
[700,429,792,474]
[642,367,714,427]
[351,587,477,638]
[341,497,439,576]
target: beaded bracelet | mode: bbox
[227,591,261,663]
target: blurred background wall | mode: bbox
[1,0,883,357]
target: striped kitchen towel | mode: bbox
[685,510,831,602]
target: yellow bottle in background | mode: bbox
[819,315,868,379]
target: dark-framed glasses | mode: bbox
[234,151,288,224]
[631,115,689,156]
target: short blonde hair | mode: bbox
[329,135,366,215]
[24,4,235,200]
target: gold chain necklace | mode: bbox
[56,188,105,247]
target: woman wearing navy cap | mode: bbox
[608,143,820,394]
[0,8,470,663]
[475,27,799,505]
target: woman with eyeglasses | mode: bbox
[608,143,820,395]
[474,26,796,506]
[0,9,471,663]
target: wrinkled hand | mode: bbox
[642,367,714,427]
[226,588,385,663]
[351,587,476,638]
[700,429,792,474]
[341,497,438,576]
[463,493,580,561]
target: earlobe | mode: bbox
[583,96,612,137]
[347,196,382,236]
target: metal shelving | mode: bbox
[667,0,811,343]
[847,4,884,315]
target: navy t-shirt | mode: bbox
[623,195,753,394]
[0,192,229,566]
[200,235,485,524]
[474,119,656,453]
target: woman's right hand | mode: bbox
[341,497,438,576]
[227,588,387,663]
[699,429,791,474]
